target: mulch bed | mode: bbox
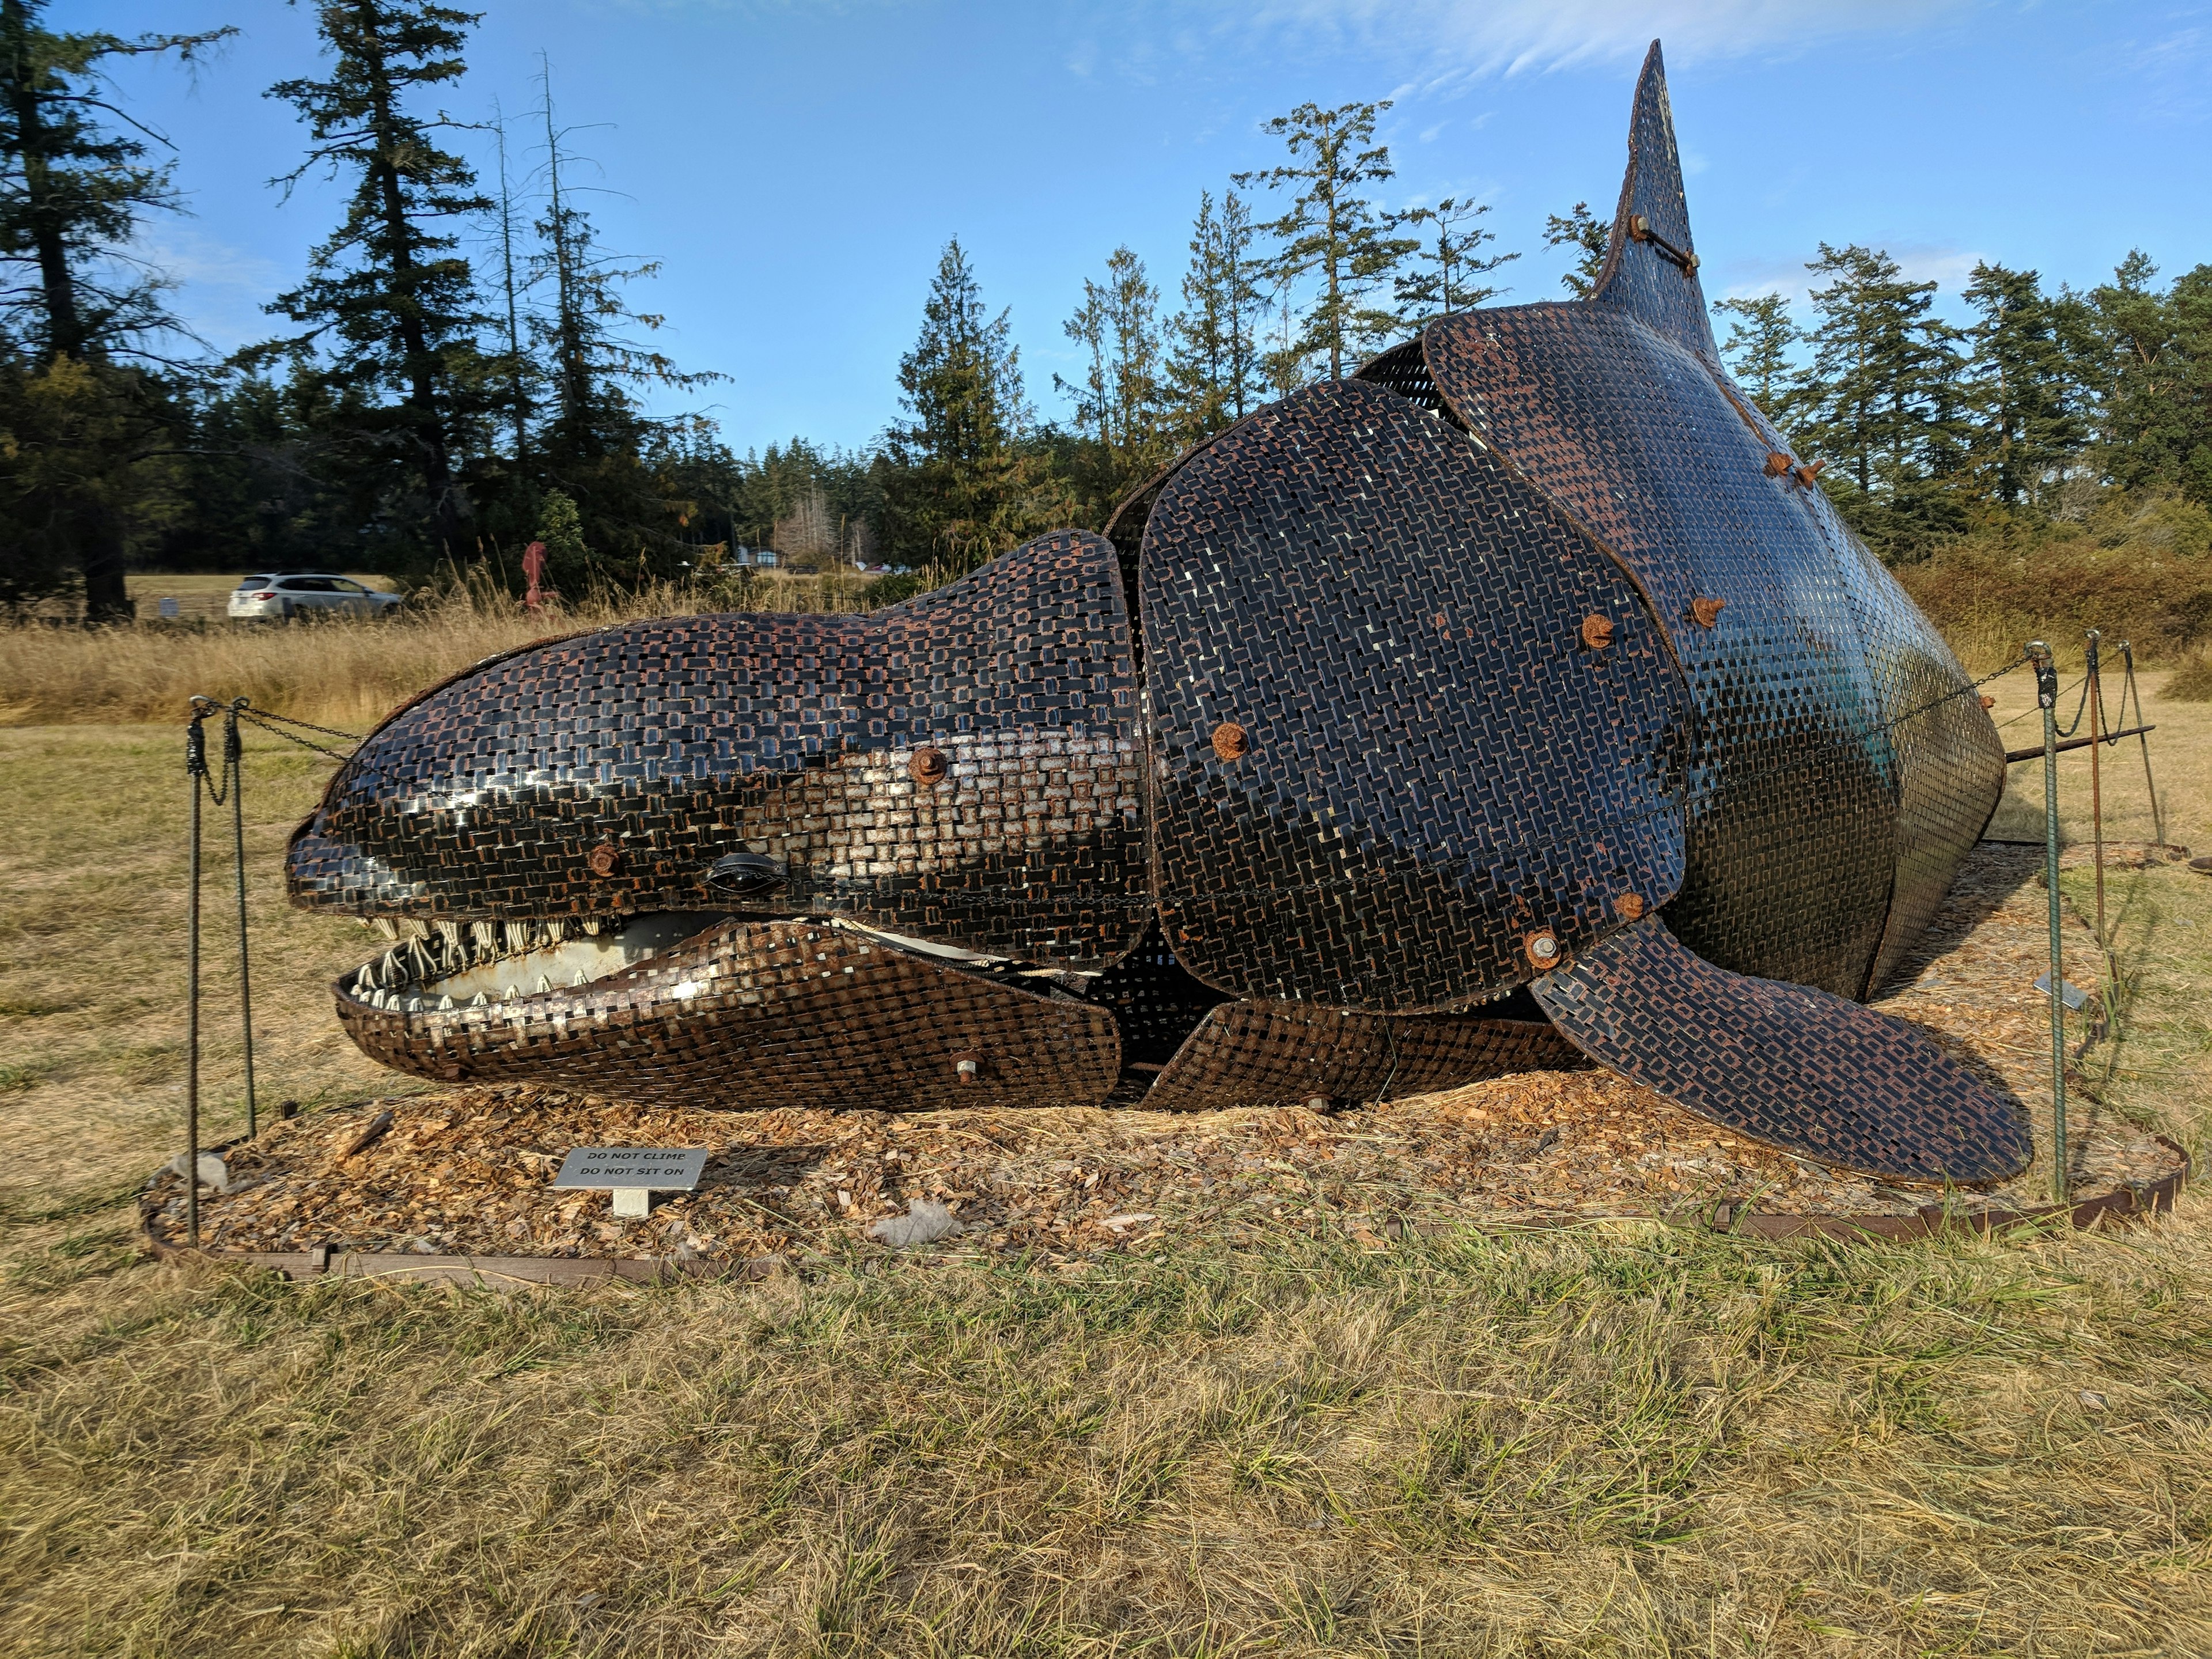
[146,844,2188,1268]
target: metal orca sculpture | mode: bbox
[288,43,2029,1183]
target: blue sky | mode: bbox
[84,0,2212,457]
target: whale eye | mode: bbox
[708,853,788,895]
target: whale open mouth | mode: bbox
[339,912,741,1014]
[335,908,1080,1019]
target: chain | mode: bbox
[232,705,363,764]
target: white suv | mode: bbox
[228,573,403,622]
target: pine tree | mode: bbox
[528,60,720,576]
[1057,244,1168,513]
[2086,252,2212,507]
[881,237,1067,567]
[1791,243,1968,555]
[1960,262,2088,510]
[533,486,588,594]
[0,0,230,617]
[1392,197,1516,326]
[1711,293,1797,420]
[1542,202,1609,299]
[262,0,491,562]
[1162,188,1267,444]
[484,100,533,465]
[1235,100,1416,380]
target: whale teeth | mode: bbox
[572,969,589,987]
[537,975,554,995]
[582,918,601,937]
[503,984,518,1002]
[470,991,488,1007]
[472,921,497,955]
[438,994,454,1011]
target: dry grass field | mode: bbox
[2,571,873,729]
[1,609,2210,1654]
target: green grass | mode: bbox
[4,1224,2212,1654]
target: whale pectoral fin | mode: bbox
[1531,916,2033,1183]
[1589,40,1718,361]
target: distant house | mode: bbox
[730,546,778,569]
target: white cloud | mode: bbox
[126,225,287,354]
[1240,0,1976,77]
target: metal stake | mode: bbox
[2120,641,2164,847]
[225,703,258,1138]
[185,709,207,1248]
[2085,631,2105,949]
[2030,642,2067,1204]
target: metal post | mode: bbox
[2030,643,2067,1205]
[225,702,257,1138]
[184,709,207,1248]
[2120,641,2164,847]
[2085,631,2105,950]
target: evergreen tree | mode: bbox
[533,486,588,594]
[1162,188,1267,444]
[0,0,230,617]
[527,61,720,576]
[1057,244,1168,514]
[1543,202,1609,299]
[2086,252,2212,507]
[1259,283,1312,397]
[1711,293,1797,419]
[881,237,1067,567]
[484,100,533,465]
[1791,243,1968,555]
[262,0,491,562]
[1393,196,1516,326]
[1235,100,1416,380]
[1961,262,2088,509]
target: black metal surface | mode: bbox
[1402,47,2004,1000]
[290,529,1149,967]
[337,917,1124,1111]
[286,41,2019,1187]
[1141,375,1691,1012]
[1533,915,2032,1182]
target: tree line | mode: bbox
[4,0,2209,621]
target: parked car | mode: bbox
[228,573,403,621]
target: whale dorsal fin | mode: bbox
[1590,41,1717,361]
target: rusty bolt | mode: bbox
[909,746,948,786]
[1793,459,1827,486]
[1581,613,1616,650]
[586,841,622,878]
[1615,892,1646,921]
[1980,694,1997,710]
[1690,597,1726,630]
[1628,213,1650,241]
[1764,451,1793,478]
[953,1053,980,1085]
[1211,722,1250,762]
[1524,930,1562,969]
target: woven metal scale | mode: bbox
[288,43,2029,1181]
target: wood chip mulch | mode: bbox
[152,845,2186,1266]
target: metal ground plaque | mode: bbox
[554,1146,710,1216]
